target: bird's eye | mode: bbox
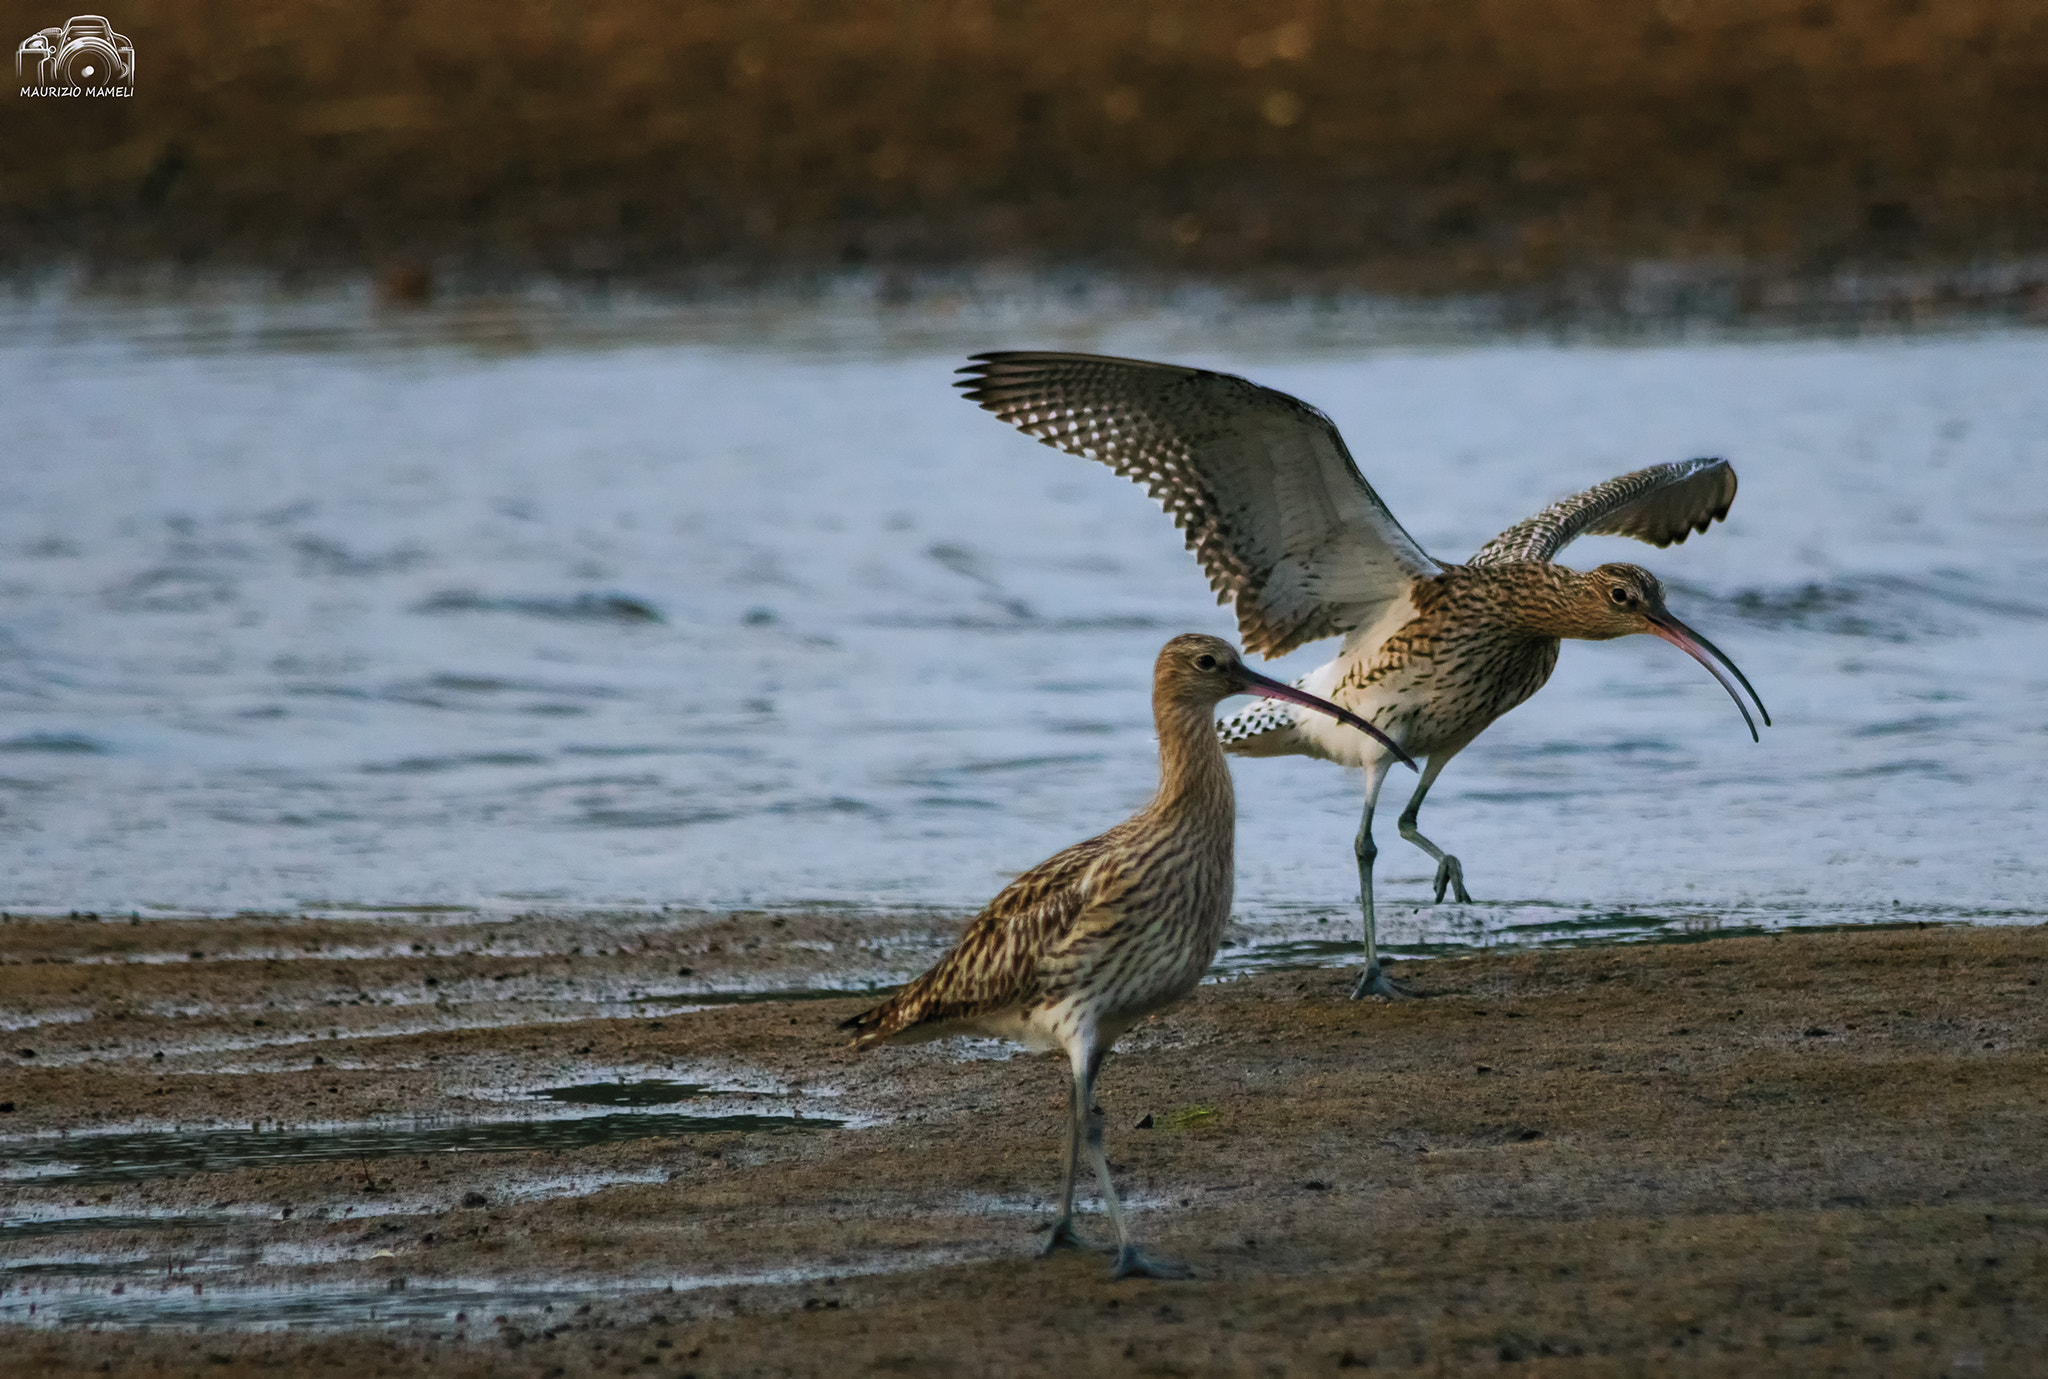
[1608,587,1630,606]
[1195,654,1218,670]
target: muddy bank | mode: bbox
[3,912,2043,1374]
[8,0,2048,313]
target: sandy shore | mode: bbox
[2,912,2044,1375]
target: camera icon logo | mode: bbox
[17,15,135,93]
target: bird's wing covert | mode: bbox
[853,832,1121,1040]
[957,351,1442,658]
[1466,458,1738,567]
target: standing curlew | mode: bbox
[842,634,1410,1280]
[956,352,1769,1000]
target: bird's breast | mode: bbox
[1040,825,1235,1024]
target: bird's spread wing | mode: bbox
[957,352,1442,658]
[1466,458,1738,567]
[842,830,1126,1045]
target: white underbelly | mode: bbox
[1290,656,1419,768]
[1286,590,1425,768]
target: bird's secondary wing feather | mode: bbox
[958,352,1442,658]
[845,831,1125,1042]
[1466,458,1738,567]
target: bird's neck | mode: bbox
[1149,695,1236,820]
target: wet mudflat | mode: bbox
[3,912,2043,1375]
[16,0,2048,309]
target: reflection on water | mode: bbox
[529,1079,711,1106]
[0,293,2041,944]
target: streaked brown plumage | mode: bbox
[843,633,1398,1280]
[957,351,1770,1000]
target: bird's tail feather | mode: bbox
[841,980,923,1049]
[843,968,996,1049]
[839,1001,894,1048]
[1217,696,1311,758]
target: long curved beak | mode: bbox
[1646,610,1771,743]
[1233,666,1419,772]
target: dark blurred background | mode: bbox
[6,0,2048,310]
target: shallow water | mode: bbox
[0,1248,988,1332]
[1,291,2042,956]
[0,1214,239,1245]
[1,1107,842,1189]
[530,1078,713,1106]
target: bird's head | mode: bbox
[1155,634,1416,770]
[1571,564,1771,742]
[1576,563,1671,640]
[1155,634,1242,701]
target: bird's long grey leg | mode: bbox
[1397,755,1472,904]
[1039,1051,1094,1255]
[1351,756,1410,1001]
[1075,1042,1191,1281]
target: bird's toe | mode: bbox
[1434,857,1473,904]
[1110,1245,1194,1281]
[1039,1216,1097,1256]
[1350,964,1421,1001]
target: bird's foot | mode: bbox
[1350,962,1421,1001]
[1110,1244,1194,1281]
[1039,1215,1097,1257]
[1432,856,1473,905]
